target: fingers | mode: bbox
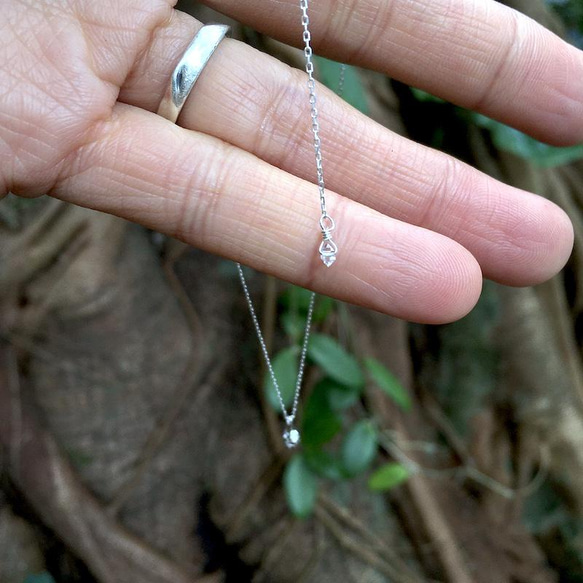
[198,0,583,146]
[52,103,482,324]
[121,10,574,287]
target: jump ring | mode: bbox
[319,215,335,233]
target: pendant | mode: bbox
[319,240,338,267]
[283,426,301,449]
[319,215,338,267]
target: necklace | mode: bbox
[237,0,339,449]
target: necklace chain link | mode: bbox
[300,0,339,267]
[237,0,343,448]
[300,0,326,217]
[236,263,315,432]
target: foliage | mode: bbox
[275,286,410,517]
[314,57,369,114]
[341,420,378,476]
[471,113,583,167]
[264,345,300,409]
[364,357,412,411]
[301,380,343,447]
[546,0,583,47]
[369,464,411,491]
[411,84,583,168]
[307,333,364,389]
[284,454,319,519]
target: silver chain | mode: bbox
[237,264,315,433]
[300,0,339,267]
[300,0,326,216]
[237,0,344,448]
[338,63,347,99]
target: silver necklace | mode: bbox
[237,0,340,449]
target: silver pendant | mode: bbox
[319,215,338,267]
[283,426,301,448]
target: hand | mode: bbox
[0,0,576,323]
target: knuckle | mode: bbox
[470,9,521,110]
[419,154,471,230]
[323,0,397,61]
[252,66,309,167]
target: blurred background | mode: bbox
[2,0,583,581]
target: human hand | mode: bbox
[0,0,576,323]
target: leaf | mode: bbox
[25,574,56,583]
[472,113,583,167]
[284,454,319,518]
[365,358,411,411]
[280,285,313,312]
[279,286,334,323]
[341,420,378,477]
[368,463,410,491]
[314,57,369,114]
[323,378,362,411]
[302,380,343,448]
[264,346,299,411]
[313,296,335,322]
[545,0,583,48]
[308,334,364,389]
[304,449,345,480]
[281,311,304,341]
[410,87,446,103]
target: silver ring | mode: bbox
[157,24,230,123]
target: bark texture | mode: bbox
[1,1,581,582]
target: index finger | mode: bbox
[202,0,583,146]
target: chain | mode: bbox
[338,63,347,98]
[300,0,326,216]
[237,1,344,448]
[236,263,315,433]
[300,0,339,267]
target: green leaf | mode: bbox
[281,311,304,341]
[365,358,411,411]
[544,0,583,48]
[323,378,362,411]
[304,449,345,480]
[25,574,56,583]
[313,296,334,322]
[279,286,334,323]
[341,420,378,477]
[472,113,583,167]
[410,87,446,104]
[280,285,313,312]
[308,334,364,389]
[314,57,369,114]
[284,454,319,518]
[368,463,410,491]
[302,380,343,448]
[264,346,299,411]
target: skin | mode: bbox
[0,0,577,323]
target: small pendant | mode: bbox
[283,427,301,449]
[319,241,337,267]
[319,215,338,267]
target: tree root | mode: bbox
[0,343,214,583]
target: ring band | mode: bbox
[157,24,230,123]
